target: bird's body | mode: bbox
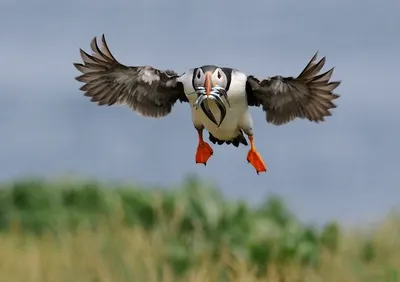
[73,35,341,174]
[180,68,251,144]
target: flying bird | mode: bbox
[73,35,341,174]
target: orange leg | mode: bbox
[246,135,267,174]
[195,129,214,165]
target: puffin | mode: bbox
[73,35,341,174]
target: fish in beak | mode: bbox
[202,71,218,125]
[193,71,228,127]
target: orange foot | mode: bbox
[195,142,214,165]
[247,149,267,174]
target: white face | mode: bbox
[193,67,228,90]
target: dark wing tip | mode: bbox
[297,52,326,79]
[248,52,341,125]
[72,62,88,76]
[311,51,319,62]
[72,62,82,69]
[303,60,342,122]
[73,34,121,100]
[101,34,107,45]
[99,34,118,62]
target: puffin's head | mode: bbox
[192,65,228,97]
[191,65,231,127]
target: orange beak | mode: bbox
[204,71,212,97]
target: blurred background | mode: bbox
[2,0,400,226]
[1,0,400,281]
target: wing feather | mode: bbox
[246,53,341,125]
[73,34,188,118]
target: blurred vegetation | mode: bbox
[0,176,399,282]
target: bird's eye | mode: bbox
[197,71,201,79]
[217,71,221,79]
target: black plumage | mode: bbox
[246,53,340,125]
[73,35,188,118]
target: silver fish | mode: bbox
[193,88,228,127]
[200,99,219,126]
[187,86,206,96]
[207,93,227,127]
[194,95,218,125]
[211,86,231,109]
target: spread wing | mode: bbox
[73,34,188,118]
[246,53,341,125]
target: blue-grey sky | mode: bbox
[1,0,399,226]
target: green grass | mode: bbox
[0,176,399,281]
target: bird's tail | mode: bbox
[208,130,248,147]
